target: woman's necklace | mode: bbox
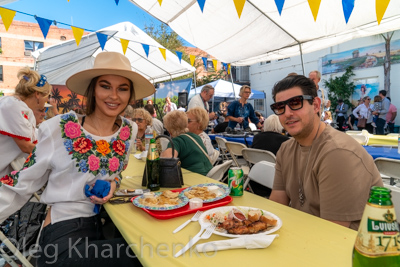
[298,121,322,207]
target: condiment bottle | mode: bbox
[146,138,160,191]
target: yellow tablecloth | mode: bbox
[105,155,357,267]
[367,134,398,146]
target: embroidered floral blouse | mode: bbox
[0,111,137,224]
[0,96,37,177]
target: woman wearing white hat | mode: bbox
[0,67,51,177]
[0,52,154,266]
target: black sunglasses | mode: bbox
[270,95,313,115]
[132,118,144,123]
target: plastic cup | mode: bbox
[383,146,392,153]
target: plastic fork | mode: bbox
[174,224,216,257]
[173,211,203,234]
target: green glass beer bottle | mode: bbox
[353,186,400,266]
[146,138,160,191]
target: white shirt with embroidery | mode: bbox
[0,111,137,224]
[0,96,37,177]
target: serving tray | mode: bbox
[131,187,233,220]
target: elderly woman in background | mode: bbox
[187,107,218,164]
[132,108,154,152]
[161,110,212,176]
[123,105,134,120]
[0,67,51,177]
[251,114,290,155]
[227,85,262,130]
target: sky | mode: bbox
[2,0,169,36]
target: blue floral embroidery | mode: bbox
[64,139,73,152]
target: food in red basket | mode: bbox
[139,190,181,207]
[184,186,217,200]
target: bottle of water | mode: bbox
[398,136,400,154]
[145,126,153,151]
[235,123,241,132]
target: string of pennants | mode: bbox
[156,0,391,24]
[0,0,392,73]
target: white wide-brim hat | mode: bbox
[66,52,155,100]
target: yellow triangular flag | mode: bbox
[71,26,84,46]
[233,0,246,19]
[228,63,231,75]
[212,59,218,70]
[158,0,162,6]
[0,7,16,31]
[190,55,196,66]
[307,0,321,21]
[376,0,390,25]
[120,38,129,55]
[159,48,166,60]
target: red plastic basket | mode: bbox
[131,187,233,220]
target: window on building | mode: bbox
[0,66,3,81]
[277,57,290,62]
[259,61,271,66]
[254,99,265,112]
[24,40,44,52]
[206,60,214,71]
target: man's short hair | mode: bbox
[379,90,387,96]
[144,104,155,115]
[309,70,321,80]
[201,84,214,93]
[271,75,317,102]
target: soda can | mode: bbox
[228,167,244,197]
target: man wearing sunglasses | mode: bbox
[269,75,382,230]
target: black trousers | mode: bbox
[37,216,142,267]
[337,116,346,131]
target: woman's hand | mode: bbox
[90,181,116,205]
[136,138,145,151]
[237,117,244,123]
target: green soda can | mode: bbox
[228,167,244,197]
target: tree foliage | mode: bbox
[324,66,356,109]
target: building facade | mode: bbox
[249,30,400,126]
[0,21,76,94]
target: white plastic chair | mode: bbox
[225,141,248,168]
[374,157,400,185]
[210,149,220,166]
[242,148,276,167]
[383,184,400,223]
[215,136,230,161]
[206,160,233,181]
[243,161,275,194]
[346,130,362,135]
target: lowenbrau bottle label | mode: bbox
[355,203,400,257]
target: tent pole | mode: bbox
[193,71,197,95]
[299,43,306,75]
[229,65,236,100]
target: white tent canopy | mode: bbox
[129,0,400,67]
[32,21,195,85]
[189,79,265,100]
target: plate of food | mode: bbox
[179,183,230,203]
[199,206,282,238]
[132,190,189,211]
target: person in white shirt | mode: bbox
[188,84,216,120]
[0,68,51,177]
[163,96,177,114]
[0,52,153,266]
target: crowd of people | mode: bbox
[0,51,396,265]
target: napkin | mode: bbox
[196,235,278,252]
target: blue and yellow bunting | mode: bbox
[35,16,52,39]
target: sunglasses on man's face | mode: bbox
[132,118,144,123]
[270,95,313,115]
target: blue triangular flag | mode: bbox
[222,62,228,71]
[35,17,52,39]
[274,0,285,15]
[202,57,208,71]
[115,0,119,5]
[197,0,206,13]
[175,51,182,63]
[342,0,355,24]
[96,32,108,51]
[142,44,150,58]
